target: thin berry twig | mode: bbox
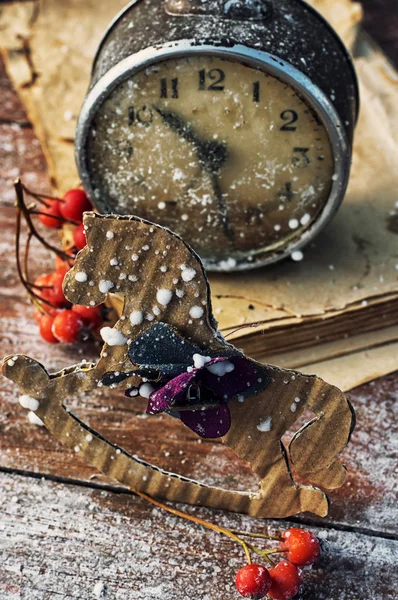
[230,530,281,541]
[15,201,53,309]
[133,490,285,566]
[14,178,74,261]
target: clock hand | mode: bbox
[210,172,235,242]
[152,104,234,242]
[151,105,228,172]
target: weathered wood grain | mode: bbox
[0,2,397,599]
[0,55,50,205]
[0,472,397,600]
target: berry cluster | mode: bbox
[33,255,103,344]
[38,187,91,249]
[14,181,105,345]
[235,528,320,599]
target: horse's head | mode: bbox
[64,213,224,350]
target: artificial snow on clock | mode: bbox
[75,0,359,270]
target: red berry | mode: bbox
[33,274,53,303]
[235,564,271,599]
[52,310,83,343]
[72,305,103,329]
[60,189,92,222]
[33,306,58,322]
[33,307,43,323]
[280,528,321,567]
[38,199,63,229]
[47,272,68,307]
[268,561,303,600]
[39,314,59,344]
[55,254,73,276]
[73,223,87,250]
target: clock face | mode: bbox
[86,55,334,268]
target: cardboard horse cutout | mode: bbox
[3,214,355,517]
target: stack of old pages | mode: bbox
[210,33,398,391]
[1,0,397,391]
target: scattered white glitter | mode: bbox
[129,310,143,326]
[131,254,139,261]
[75,271,88,283]
[158,201,166,210]
[290,402,297,413]
[110,258,118,266]
[27,412,44,426]
[257,416,272,432]
[181,214,189,221]
[85,434,93,442]
[156,289,173,306]
[152,306,161,316]
[160,266,167,273]
[291,250,304,262]
[173,168,185,181]
[139,383,155,398]
[218,257,237,270]
[189,306,204,319]
[181,265,196,282]
[289,219,299,229]
[206,360,234,376]
[274,224,281,231]
[193,354,211,369]
[19,395,39,411]
[63,110,73,121]
[176,289,185,298]
[99,280,114,293]
[300,213,311,225]
[93,581,105,599]
[100,327,127,346]
[106,231,114,239]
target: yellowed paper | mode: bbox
[306,0,363,49]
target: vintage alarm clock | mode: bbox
[75,0,359,271]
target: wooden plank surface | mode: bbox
[1,473,397,600]
[0,1,398,598]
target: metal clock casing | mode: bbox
[75,0,359,271]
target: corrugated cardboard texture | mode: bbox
[2,214,355,518]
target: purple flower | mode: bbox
[120,322,269,439]
[146,356,258,438]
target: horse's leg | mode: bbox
[247,441,329,518]
[289,379,355,489]
[1,354,258,513]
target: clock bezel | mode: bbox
[75,41,350,271]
